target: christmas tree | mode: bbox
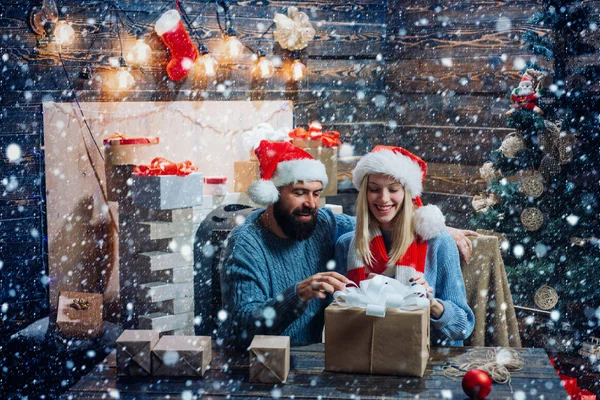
[472,0,600,333]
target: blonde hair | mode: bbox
[355,175,415,267]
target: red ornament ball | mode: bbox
[462,369,492,399]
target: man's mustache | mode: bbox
[293,207,317,216]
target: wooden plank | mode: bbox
[386,56,553,94]
[387,93,510,127]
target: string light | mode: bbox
[55,21,75,46]
[223,26,244,60]
[128,32,152,65]
[291,51,306,82]
[252,49,274,79]
[195,44,218,77]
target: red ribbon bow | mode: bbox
[133,157,198,176]
[288,122,342,148]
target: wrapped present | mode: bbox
[116,330,160,376]
[104,133,160,201]
[288,123,339,196]
[131,162,203,209]
[249,335,290,383]
[324,275,430,377]
[152,335,212,376]
[233,161,260,193]
[103,133,160,166]
[56,291,103,339]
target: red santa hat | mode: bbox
[248,140,329,205]
[520,74,533,84]
[352,145,445,240]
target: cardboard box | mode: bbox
[104,137,159,166]
[116,330,160,376]
[292,138,322,149]
[324,304,429,377]
[249,335,290,383]
[131,172,203,210]
[233,161,260,193]
[302,146,338,197]
[152,336,212,376]
[56,291,103,339]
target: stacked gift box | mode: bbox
[116,330,212,377]
[104,136,200,334]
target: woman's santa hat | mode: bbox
[248,140,328,205]
[352,145,445,240]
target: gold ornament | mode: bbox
[479,162,500,183]
[471,193,499,213]
[500,132,525,159]
[520,174,544,198]
[520,207,543,231]
[534,285,558,310]
[539,154,561,178]
[557,134,575,164]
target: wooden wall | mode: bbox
[0,0,387,334]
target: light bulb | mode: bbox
[196,53,218,77]
[224,35,243,60]
[55,21,75,46]
[253,55,274,79]
[291,59,306,82]
[130,38,151,65]
[116,68,135,90]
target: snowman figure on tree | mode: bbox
[506,71,544,116]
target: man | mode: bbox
[219,140,474,347]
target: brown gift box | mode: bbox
[292,138,322,149]
[300,146,338,197]
[233,161,260,193]
[324,304,430,377]
[116,330,160,376]
[152,336,212,376]
[249,335,290,383]
[56,291,103,339]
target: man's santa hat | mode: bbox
[248,140,328,205]
[352,145,445,240]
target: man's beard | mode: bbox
[273,201,318,241]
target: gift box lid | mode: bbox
[204,176,228,184]
[103,136,160,146]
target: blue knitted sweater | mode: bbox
[219,208,355,347]
[335,230,475,346]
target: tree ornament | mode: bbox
[539,154,561,178]
[520,207,543,231]
[557,134,575,164]
[500,132,525,159]
[506,73,543,116]
[540,120,561,152]
[154,10,200,81]
[472,194,498,213]
[462,369,492,399]
[520,173,544,198]
[534,284,558,310]
[273,7,316,51]
[479,162,500,183]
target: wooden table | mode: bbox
[63,344,566,399]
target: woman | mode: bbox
[335,145,474,346]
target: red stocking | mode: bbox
[155,10,199,81]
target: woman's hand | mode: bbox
[446,227,478,264]
[411,275,444,319]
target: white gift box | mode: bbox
[131,172,204,210]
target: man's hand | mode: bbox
[446,227,478,264]
[296,272,350,302]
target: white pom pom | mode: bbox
[247,180,280,205]
[413,205,446,240]
[155,10,180,36]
